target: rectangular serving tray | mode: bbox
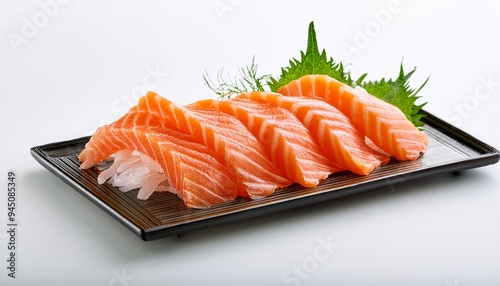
[31,111,499,241]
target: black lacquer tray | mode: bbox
[31,111,499,241]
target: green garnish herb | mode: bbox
[360,65,429,129]
[268,22,352,91]
[203,21,429,128]
[203,56,270,100]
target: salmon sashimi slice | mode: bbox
[237,92,390,175]
[192,98,339,187]
[78,111,237,208]
[277,75,429,161]
[134,92,292,198]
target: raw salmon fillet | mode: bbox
[278,75,429,161]
[78,111,237,209]
[192,98,338,187]
[237,92,390,175]
[134,92,292,198]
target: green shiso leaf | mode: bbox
[361,64,429,129]
[203,21,429,128]
[268,21,352,92]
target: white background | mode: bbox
[1,0,500,285]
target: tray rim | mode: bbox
[30,110,500,241]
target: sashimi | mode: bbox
[237,92,390,175]
[192,97,338,187]
[134,91,292,198]
[277,75,428,161]
[78,111,237,208]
